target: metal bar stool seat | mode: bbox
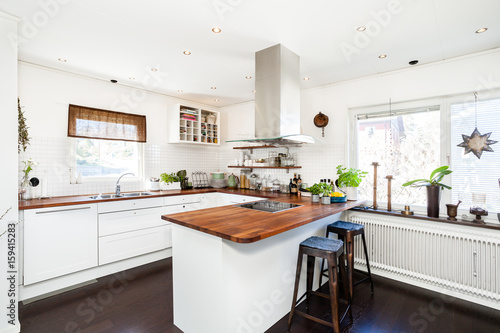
[288,236,352,333]
[320,221,374,298]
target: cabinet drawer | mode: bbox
[229,194,265,204]
[163,194,201,206]
[162,203,200,215]
[98,197,163,213]
[99,207,167,237]
[99,225,171,265]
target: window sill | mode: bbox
[349,206,500,231]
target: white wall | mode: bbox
[0,11,21,333]
[18,63,223,197]
[219,48,500,186]
[18,62,218,145]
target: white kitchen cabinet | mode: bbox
[23,204,98,285]
[200,193,219,209]
[99,198,171,265]
[99,226,170,265]
[164,194,201,207]
[229,194,265,204]
[168,104,220,145]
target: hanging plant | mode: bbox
[18,98,30,153]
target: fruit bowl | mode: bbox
[331,196,347,203]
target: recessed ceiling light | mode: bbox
[245,76,252,79]
[211,87,217,90]
[212,27,221,33]
[151,68,158,72]
[379,54,387,59]
[409,60,419,65]
[252,90,256,93]
[58,58,67,62]
[303,77,310,81]
[356,26,366,32]
[475,27,488,34]
[178,90,183,93]
[214,99,219,102]
[183,50,191,55]
[129,77,135,80]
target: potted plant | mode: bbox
[402,166,452,218]
[160,172,181,190]
[20,159,37,200]
[307,183,322,203]
[336,165,368,200]
[320,183,332,204]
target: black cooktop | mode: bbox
[236,200,302,213]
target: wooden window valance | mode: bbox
[68,104,147,142]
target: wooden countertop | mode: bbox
[17,188,308,210]
[162,194,364,243]
[19,188,363,244]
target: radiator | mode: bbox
[349,213,500,306]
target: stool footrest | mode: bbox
[295,310,333,328]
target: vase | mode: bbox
[311,194,320,203]
[345,187,358,201]
[426,185,441,218]
[321,196,331,205]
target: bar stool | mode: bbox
[288,236,352,333]
[320,221,374,299]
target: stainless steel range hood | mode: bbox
[227,44,315,145]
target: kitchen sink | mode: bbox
[89,192,154,199]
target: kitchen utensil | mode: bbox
[192,172,211,188]
[211,172,225,180]
[228,173,239,188]
[210,179,228,188]
[313,112,329,137]
[206,114,216,124]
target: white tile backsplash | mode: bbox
[19,137,345,198]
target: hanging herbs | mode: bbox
[18,98,30,153]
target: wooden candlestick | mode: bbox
[371,162,380,210]
[386,175,393,211]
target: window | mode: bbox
[450,96,500,213]
[68,104,146,180]
[355,106,441,207]
[75,138,142,178]
[351,92,500,217]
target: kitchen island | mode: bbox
[162,195,363,333]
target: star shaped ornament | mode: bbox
[457,127,498,159]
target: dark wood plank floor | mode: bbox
[20,258,500,333]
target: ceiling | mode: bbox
[2,0,500,107]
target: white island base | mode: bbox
[171,213,342,333]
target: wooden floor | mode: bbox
[20,258,500,333]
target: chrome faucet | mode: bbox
[116,172,135,196]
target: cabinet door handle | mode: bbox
[36,206,91,214]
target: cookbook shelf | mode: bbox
[169,104,219,145]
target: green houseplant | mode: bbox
[320,183,332,205]
[402,165,453,218]
[160,172,181,190]
[307,183,322,203]
[336,165,367,200]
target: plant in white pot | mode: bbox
[402,165,452,218]
[160,172,181,190]
[306,183,322,203]
[336,165,367,201]
[320,183,332,204]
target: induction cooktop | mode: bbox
[236,200,302,213]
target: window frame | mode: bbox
[349,97,447,215]
[71,138,144,183]
[349,90,500,221]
